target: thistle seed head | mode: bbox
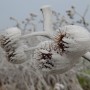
[0,27,27,64]
[33,41,55,71]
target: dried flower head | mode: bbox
[33,41,54,71]
[0,27,27,64]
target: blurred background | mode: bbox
[0,0,90,30]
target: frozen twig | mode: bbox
[10,17,22,29]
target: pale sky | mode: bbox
[0,0,90,30]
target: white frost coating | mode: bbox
[1,27,22,47]
[20,44,29,50]
[5,27,21,41]
[40,5,54,32]
[60,25,90,52]
[0,27,29,64]
[21,31,52,39]
[33,40,74,73]
[60,25,90,40]
[52,53,69,64]
[9,46,27,64]
[3,25,90,66]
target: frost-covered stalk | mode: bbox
[21,31,52,39]
[40,5,54,32]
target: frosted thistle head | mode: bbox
[33,41,70,73]
[53,25,90,55]
[33,41,54,71]
[0,27,27,64]
[0,27,21,47]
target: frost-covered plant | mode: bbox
[0,5,90,90]
[0,27,27,64]
[0,5,90,75]
[33,25,90,74]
